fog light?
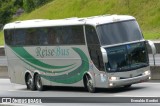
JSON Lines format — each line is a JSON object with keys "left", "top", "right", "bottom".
{"left": 143, "top": 71, "right": 150, "bottom": 75}
{"left": 109, "top": 83, "right": 113, "bottom": 86}
{"left": 109, "top": 76, "right": 119, "bottom": 81}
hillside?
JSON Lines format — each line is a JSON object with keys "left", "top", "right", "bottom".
{"left": 0, "top": 0, "right": 160, "bottom": 45}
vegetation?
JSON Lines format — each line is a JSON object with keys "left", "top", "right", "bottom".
{"left": 23, "top": 0, "right": 52, "bottom": 12}
{"left": 0, "top": 0, "right": 52, "bottom": 24}
{"left": 0, "top": 0, "right": 15, "bottom": 24}
{"left": 0, "top": 31, "right": 4, "bottom": 46}
{"left": 0, "top": 0, "right": 160, "bottom": 45}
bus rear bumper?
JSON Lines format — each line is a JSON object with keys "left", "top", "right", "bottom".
{"left": 108, "top": 74, "right": 150, "bottom": 88}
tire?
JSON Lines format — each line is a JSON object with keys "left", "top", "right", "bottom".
{"left": 26, "top": 74, "right": 36, "bottom": 91}
{"left": 35, "top": 74, "right": 44, "bottom": 91}
{"left": 25, "top": 76, "right": 30, "bottom": 90}
{"left": 85, "top": 75, "right": 96, "bottom": 93}
{"left": 124, "top": 84, "right": 132, "bottom": 88}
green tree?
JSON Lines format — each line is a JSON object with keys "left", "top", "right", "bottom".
{"left": 34, "top": 0, "right": 44, "bottom": 8}
{"left": 23, "top": 0, "right": 35, "bottom": 12}
{"left": 0, "top": 0, "right": 15, "bottom": 24}
{"left": 14, "top": 0, "right": 23, "bottom": 8}
{"left": 34, "top": 0, "right": 51, "bottom": 8}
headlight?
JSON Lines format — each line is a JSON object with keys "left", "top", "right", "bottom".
{"left": 109, "top": 76, "right": 119, "bottom": 81}
{"left": 143, "top": 71, "right": 150, "bottom": 75}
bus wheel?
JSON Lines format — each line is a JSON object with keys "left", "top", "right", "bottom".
{"left": 35, "top": 74, "right": 44, "bottom": 91}
{"left": 124, "top": 84, "right": 132, "bottom": 88}
{"left": 85, "top": 75, "right": 96, "bottom": 93}
{"left": 26, "top": 74, "right": 36, "bottom": 91}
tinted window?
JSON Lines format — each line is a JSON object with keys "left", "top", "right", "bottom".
{"left": 48, "top": 28, "right": 56, "bottom": 45}
{"left": 106, "top": 42, "right": 149, "bottom": 72}
{"left": 97, "top": 20, "right": 143, "bottom": 45}
{"left": 49, "top": 26, "right": 85, "bottom": 45}
{"left": 4, "top": 25, "right": 85, "bottom": 46}
{"left": 37, "top": 28, "right": 48, "bottom": 45}
{"left": 4, "top": 29, "right": 14, "bottom": 45}
{"left": 14, "top": 29, "right": 26, "bottom": 45}
{"left": 85, "top": 26, "right": 99, "bottom": 45}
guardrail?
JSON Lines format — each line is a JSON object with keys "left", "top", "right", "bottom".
{"left": 150, "top": 66, "right": 160, "bottom": 80}
{"left": 0, "top": 66, "right": 8, "bottom": 78}
{"left": 0, "top": 46, "right": 5, "bottom": 56}
{"left": 147, "top": 41, "right": 160, "bottom": 54}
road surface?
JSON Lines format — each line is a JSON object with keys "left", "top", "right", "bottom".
{"left": 0, "top": 78, "right": 160, "bottom": 106}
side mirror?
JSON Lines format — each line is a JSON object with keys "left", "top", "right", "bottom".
{"left": 100, "top": 47, "right": 108, "bottom": 63}
{"left": 147, "top": 40, "right": 156, "bottom": 55}
{"left": 147, "top": 40, "right": 156, "bottom": 65}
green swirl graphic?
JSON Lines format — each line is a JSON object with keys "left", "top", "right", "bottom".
{"left": 41, "top": 47, "right": 89, "bottom": 84}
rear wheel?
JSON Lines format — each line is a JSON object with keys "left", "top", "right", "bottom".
{"left": 35, "top": 74, "right": 44, "bottom": 91}
{"left": 85, "top": 75, "right": 96, "bottom": 93}
{"left": 25, "top": 74, "right": 36, "bottom": 90}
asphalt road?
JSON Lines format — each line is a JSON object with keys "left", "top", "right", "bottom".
{"left": 0, "top": 79, "right": 160, "bottom": 106}
{"left": 0, "top": 54, "right": 160, "bottom": 66}
{"left": 1, "top": 79, "right": 160, "bottom": 97}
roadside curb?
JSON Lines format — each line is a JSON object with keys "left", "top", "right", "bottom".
{"left": 0, "top": 66, "right": 8, "bottom": 78}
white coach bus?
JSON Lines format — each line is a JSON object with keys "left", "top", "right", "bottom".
{"left": 3, "top": 15, "right": 156, "bottom": 93}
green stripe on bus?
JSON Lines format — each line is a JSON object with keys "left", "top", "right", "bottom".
{"left": 17, "top": 53, "right": 76, "bottom": 73}
{"left": 41, "top": 47, "right": 89, "bottom": 84}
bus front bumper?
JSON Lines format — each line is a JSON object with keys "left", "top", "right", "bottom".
{"left": 108, "top": 74, "right": 150, "bottom": 88}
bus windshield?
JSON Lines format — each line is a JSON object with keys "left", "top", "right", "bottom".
{"left": 97, "top": 20, "right": 143, "bottom": 45}
{"left": 105, "top": 42, "right": 149, "bottom": 72}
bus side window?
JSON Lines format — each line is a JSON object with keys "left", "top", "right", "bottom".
{"left": 48, "top": 28, "right": 58, "bottom": 45}
{"left": 37, "top": 28, "right": 48, "bottom": 45}
{"left": 4, "top": 29, "right": 13, "bottom": 45}
{"left": 50, "top": 25, "right": 85, "bottom": 45}
{"left": 72, "top": 26, "right": 85, "bottom": 45}
{"left": 55, "top": 27, "right": 64, "bottom": 44}
{"left": 25, "top": 29, "right": 38, "bottom": 45}
{"left": 85, "top": 25, "right": 105, "bottom": 71}
{"left": 14, "top": 29, "right": 26, "bottom": 45}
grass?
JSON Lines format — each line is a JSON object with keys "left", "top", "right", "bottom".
{"left": 0, "top": 31, "right": 4, "bottom": 46}
{"left": 143, "top": 32, "right": 160, "bottom": 40}
{"left": 1, "top": 0, "right": 160, "bottom": 45}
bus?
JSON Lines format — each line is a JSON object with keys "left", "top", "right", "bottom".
{"left": 3, "top": 15, "right": 156, "bottom": 93}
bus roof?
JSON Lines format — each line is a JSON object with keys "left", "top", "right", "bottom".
{"left": 3, "top": 15, "right": 135, "bottom": 29}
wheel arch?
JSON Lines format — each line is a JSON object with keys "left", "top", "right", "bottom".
{"left": 24, "top": 70, "right": 41, "bottom": 83}
{"left": 83, "top": 72, "right": 95, "bottom": 88}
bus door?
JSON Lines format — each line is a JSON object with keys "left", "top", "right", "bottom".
{"left": 85, "top": 25, "right": 107, "bottom": 88}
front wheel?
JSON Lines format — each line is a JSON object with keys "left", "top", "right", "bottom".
{"left": 85, "top": 75, "right": 96, "bottom": 93}
{"left": 35, "top": 74, "right": 44, "bottom": 91}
